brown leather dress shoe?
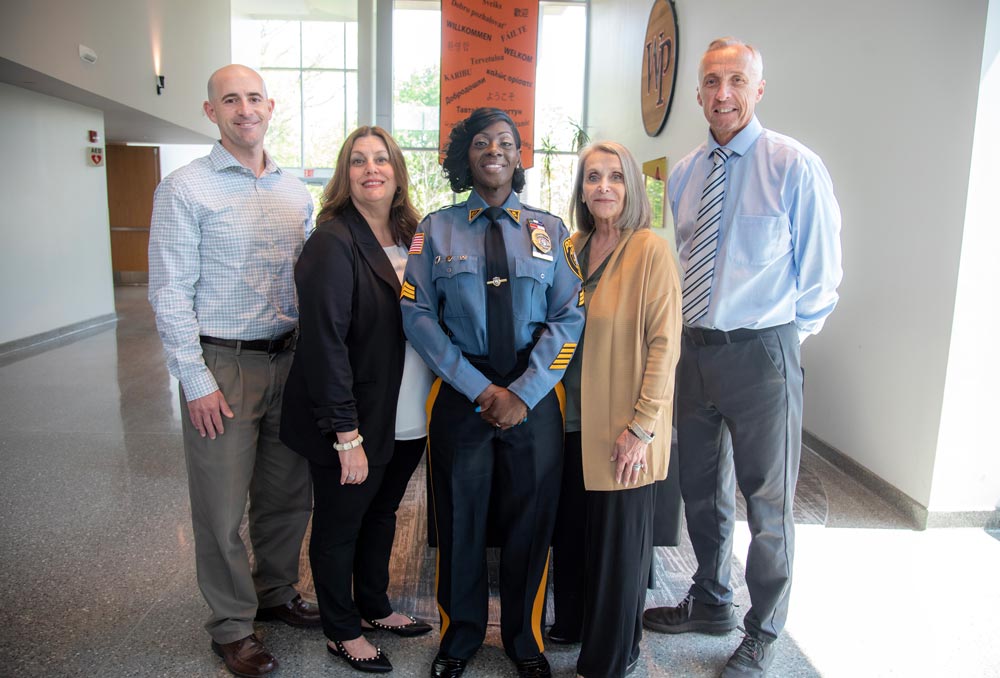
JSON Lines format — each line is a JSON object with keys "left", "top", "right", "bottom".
{"left": 211, "top": 634, "right": 277, "bottom": 678}
{"left": 255, "top": 594, "right": 321, "bottom": 627}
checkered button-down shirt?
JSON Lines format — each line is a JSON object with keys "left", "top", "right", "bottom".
{"left": 148, "top": 142, "right": 313, "bottom": 400}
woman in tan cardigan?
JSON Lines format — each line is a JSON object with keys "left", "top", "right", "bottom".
{"left": 550, "top": 141, "right": 682, "bottom": 677}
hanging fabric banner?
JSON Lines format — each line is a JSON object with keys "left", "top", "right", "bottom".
{"left": 439, "top": 0, "right": 539, "bottom": 169}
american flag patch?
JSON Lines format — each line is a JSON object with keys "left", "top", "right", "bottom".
{"left": 409, "top": 233, "right": 424, "bottom": 255}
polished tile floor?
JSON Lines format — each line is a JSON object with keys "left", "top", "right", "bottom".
{"left": 1, "top": 287, "right": 998, "bottom": 677}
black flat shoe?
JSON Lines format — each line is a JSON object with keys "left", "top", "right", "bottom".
{"left": 626, "top": 653, "right": 639, "bottom": 675}
{"left": 365, "top": 614, "right": 433, "bottom": 637}
{"left": 514, "top": 654, "right": 551, "bottom": 678}
{"left": 546, "top": 625, "right": 580, "bottom": 645}
{"left": 328, "top": 640, "right": 393, "bottom": 673}
{"left": 430, "top": 653, "right": 467, "bottom": 678}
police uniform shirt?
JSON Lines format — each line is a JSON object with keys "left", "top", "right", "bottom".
{"left": 401, "top": 190, "right": 584, "bottom": 409}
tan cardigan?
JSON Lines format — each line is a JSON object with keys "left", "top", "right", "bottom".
{"left": 573, "top": 228, "right": 682, "bottom": 491}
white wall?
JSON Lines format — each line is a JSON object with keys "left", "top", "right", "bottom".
{"left": 0, "top": 0, "right": 231, "bottom": 345}
{"left": 156, "top": 144, "right": 214, "bottom": 178}
{"left": 932, "top": 0, "right": 1000, "bottom": 512}
{"left": 587, "top": 0, "right": 990, "bottom": 508}
{"left": 0, "top": 84, "right": 115, "bottom": 343}
{"left": 0, "top": 0, "right": 230, "bottom": 140}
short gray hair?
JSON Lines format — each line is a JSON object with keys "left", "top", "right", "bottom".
{"left": 700, "top": 37, "right": 764, "bottom": 81}
{"left": 569, "top": 141, "right": 651, "bottom": 234}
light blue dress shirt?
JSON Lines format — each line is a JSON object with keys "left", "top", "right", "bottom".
{"left": 148, "top": 142, "right": 313, "bottom": 400}
{"left": 401, "top": 190, "right": 584, "bottom": 409}
{"left": 670, "top": 116, "right": 842, "bottom": 341}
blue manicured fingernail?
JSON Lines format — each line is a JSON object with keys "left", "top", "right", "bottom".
{"left": 474, "top": 406, "right": 482, "bottom": 413}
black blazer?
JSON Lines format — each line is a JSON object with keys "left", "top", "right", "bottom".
{"left": 280, "top": 204, "right": 405, "bottom": 467}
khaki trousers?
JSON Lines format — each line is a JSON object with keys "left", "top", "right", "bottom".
{"left": 181, "top": 342, "right": 312, "bottom": 644}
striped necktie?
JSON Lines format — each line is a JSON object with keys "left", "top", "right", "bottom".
{"left": 682, "top": 147, "right": 732, "bottom": 324}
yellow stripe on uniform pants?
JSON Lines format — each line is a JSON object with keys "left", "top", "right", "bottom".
{"left": 424, "top": 377, "right": 447, "bottom": 637}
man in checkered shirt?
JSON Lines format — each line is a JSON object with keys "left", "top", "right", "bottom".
{"left": 148, "top": 64, "right": 318, "bottom": 678}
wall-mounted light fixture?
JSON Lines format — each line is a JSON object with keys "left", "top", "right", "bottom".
{"left": 156, "top": 75, "right": 165, "bottom": 96}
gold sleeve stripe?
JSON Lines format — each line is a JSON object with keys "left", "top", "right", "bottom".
{"left": 400, "top": 281, "right": 416, "bottom": 301}
{"left": 578, "top": 290, "right": 585, "bottom": 307}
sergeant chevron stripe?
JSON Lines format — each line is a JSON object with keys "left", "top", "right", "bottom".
{"left": 548, "top": 342, "right": 578, "bottom": 370}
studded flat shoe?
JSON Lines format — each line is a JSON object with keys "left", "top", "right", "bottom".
{"left": 365, "top": 614, "right": 433, "bottom": 637}
{"left": 327, "top": 639, "right": 393, "bottom": 673}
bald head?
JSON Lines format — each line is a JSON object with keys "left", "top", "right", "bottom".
{"left": 207, "top": 64, "right": 267, "bottom": 102}
{"left": 202, "top": 64, "right": 275, "bottom": 172}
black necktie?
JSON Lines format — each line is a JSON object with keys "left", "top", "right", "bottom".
{"left": 483, "top": 206, "right": 516, "bottom": 376}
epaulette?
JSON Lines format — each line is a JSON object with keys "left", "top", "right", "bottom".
{"left": 518, "top": 202, "right": 559, "bottom": 219}
{"left": 423, "top": 203, "right": 464, "bottom": 218}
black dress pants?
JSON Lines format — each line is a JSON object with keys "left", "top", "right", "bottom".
{"left": 427, "top": 380, "right": 563, "bottom": 661}
{"left": 309, "top": 436, "right": 427, "bottom": 641}
{"left": 578, "top": 483, "right": 654, "bottom": 678}
{"left": 550, "top": 431, "right": 585, "bottom": 638}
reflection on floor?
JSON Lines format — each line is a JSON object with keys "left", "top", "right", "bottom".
{"left": 1, "top": 286, "right": 998, "bottom": 677}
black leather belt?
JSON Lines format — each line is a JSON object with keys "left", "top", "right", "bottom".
{"left": 682, "top": 323, "right": 792, "bottom": 346}
{"left": 200, "top": 331, "right": 295, "bottom": 354}
{"left": 463, "top": 347, "right": 533, "bottom": 387}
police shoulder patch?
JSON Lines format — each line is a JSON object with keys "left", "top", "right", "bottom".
{"left": 563, "top": 238, "right": 583, "bottom": 281}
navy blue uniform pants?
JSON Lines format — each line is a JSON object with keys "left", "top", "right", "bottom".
{"left": 427, "top": 380, "right": 563, "bottom": 661}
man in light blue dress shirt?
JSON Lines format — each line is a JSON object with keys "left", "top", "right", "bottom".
{"left": 148, "top": 65, "right": 319, "bottom": 678}
{"left": 642, "top": 38, "right": 842, "bottom": 677}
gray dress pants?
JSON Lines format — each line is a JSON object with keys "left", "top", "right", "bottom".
{"left": 181, "top": 342, "right": 312, "bottom": 644}
{"left": 675, "top": 322, "right": 802, "bottom": 642}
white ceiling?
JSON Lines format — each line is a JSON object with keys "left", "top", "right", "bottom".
{"left": 232, "top": 0, "right": 358, "bottom": 21}
{"left": 0, "top": 1, "right": 361, "bottom": 144}
{"left": 0, "top": 58, "right": 214, "bottom": 145}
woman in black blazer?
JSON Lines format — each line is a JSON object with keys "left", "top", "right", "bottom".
{"left": 280, "top": 126, "right": 434, "bottom": 673}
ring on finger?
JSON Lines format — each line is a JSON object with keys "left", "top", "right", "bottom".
{"left": 631, "top": 463, "right": 643, "bottom": 471}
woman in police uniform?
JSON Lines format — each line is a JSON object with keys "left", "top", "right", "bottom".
{"left": 400, "top": 108, "right": 584, "bottom": 678}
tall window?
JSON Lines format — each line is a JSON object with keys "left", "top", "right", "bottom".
{"left": 393, "top": 1, "right": 588, "bottom": 221}
{"left": 233, "top": 17, "right": 359, "bottom": 205}
{"left": 232, "top": 3, "right": 589, "bottom": 220}
{"left": 392, "top": 6, "right": 455, "bottom": 216}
